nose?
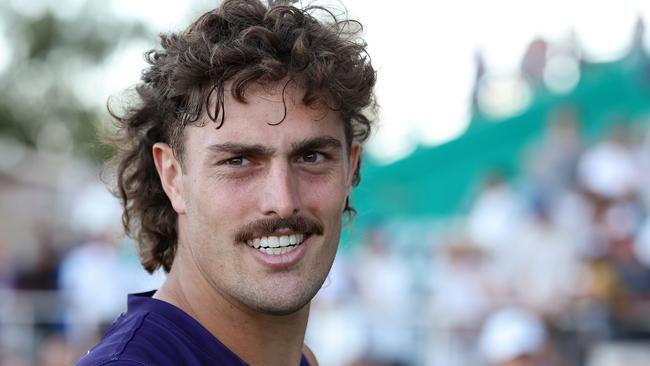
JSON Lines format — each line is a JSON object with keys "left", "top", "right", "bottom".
{"left": 259, "top": 161, "right": 302, "bottom": 218}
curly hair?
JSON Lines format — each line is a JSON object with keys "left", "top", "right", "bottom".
{"left": 105, "top": 0, "right": 376, "bottom": 273}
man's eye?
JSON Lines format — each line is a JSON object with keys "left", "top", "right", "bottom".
{"left": 301, "top": 152, "right": 324, "bottom": 163}
{"left": 224, "top": 156, "right": 249, "bottom": 166}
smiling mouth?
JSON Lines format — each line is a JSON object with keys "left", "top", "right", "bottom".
{"left": 245, "top": 233, "right": 309, "bottom": 255}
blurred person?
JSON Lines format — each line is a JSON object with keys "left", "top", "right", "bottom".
{"left": 35, "top": 333, "right": 75, "bottom": 366}
{"left": 508, "top": 200, "right": 583, "bottom": 318}
{"left": 354, "top": 228, "right": 413, "bottom": 365}
{"left": 524, "top": 105, "right": 584, "bottom": 207}
{"left": 633, "top": 216, "right": 650, "bottom": 269}
{"left": 563, "top": 203, "right": 636, "bottom": 364}
{"left": 14, "top": 235, "right": 60, "bottom": 292}
{"left": 471, "top": 49, "right": 486, "bottom": 114}
{"left": 502, "top": 199, "right": 586, "bottom": 364}
{"left": 11, "top": 232, "right": 66, "bottom": 353}
{"left": 586, "top": 340, "right": 650, "bottom": 366}
{"left": 577, "top": 125, "right": 641, "bottom": 207}
{"left": 635, "top": 120, "right": 650, "bottom": 213}
{"left": 306, "top": 255, "right": 366, "bottom": 366}
{"left": 427, "top": 236, "right": 494, "bottom": 366}
{"left": 520, "top": 38, "right": 548, "bottom": 89}
{"left": 433, "top": 239, "right": 492, "bottom": 329}
{"left": 466, "top": 171, "right": 529, "bottom": 293}
{"left": 603, "top": 210, "right": 650, "bottom": 339}
{"left": 59, "top": 182, "right": 164, "bottom": 350}
{"left": 575, "top": 125, "right": 643, "bottom": 260}
{"left": 624, "top": 16, "right": 650, "bottom": 82}
{"left": 479, "top": 307, "right": 560, "bottom": 366}
{"left": 59, "top": 231, "right": 121, "bottom": 347}
{"left": 0, "top": 241, "right": 16, "bottom": 289}
{"left": 78, "top": 1, "right": 376, "bottom": 365}
{"left": 631, "top": 17, "right": 646, "bottom": 56}
{"left": 466, "top": 172, "right": 525, "bottom": 255}
{"left": 0, "top": 350, "right": 30, "bottom": 366}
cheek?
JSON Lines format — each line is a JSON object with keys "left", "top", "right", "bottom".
{"left": 300, "top": 177, "right": 348, "bottom": 217}
{"left": 188, "top": 179, "right": 254, "bottom": 229}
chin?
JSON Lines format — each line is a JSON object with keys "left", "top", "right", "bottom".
{"left": 244, "top": 279, "right": 322, "bottom": 316}
{"left": 260, "top": 304, "right": 308, "bottom": 316}
{"left": 252, "top": 296, "right": 312, "bottom": 316}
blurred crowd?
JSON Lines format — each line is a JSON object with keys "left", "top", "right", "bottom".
{"left": 0, "top": 180, "right": 165, "bottom": 365}
{"left": 306, "top": 109, "right": 650, "bottom": 366}
{"left": 302, "top": 20, "right": 650, "bottom": 366}
{"left": 2, "top": 16, "right": 650, "bottom": 366}
{"left": 4, "top": 115, "right": 650, "bottom": 366}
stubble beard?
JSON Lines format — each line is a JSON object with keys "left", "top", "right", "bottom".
{"left": 242, "top": 274, "right": 325, "bottom": 316}
{"left": 234, "top": 237, "right": 339, "bottom": 316}
{"left": 190, "top": 212, "right": 340, "bottom": 316}
{"left": 230, "top": 215, "right": 334, "bottom": 315}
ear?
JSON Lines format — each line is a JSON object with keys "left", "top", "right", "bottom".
{"left": 153, "top": 143, "right": 187, "bottom": 215}
{"left": 346, "top": 142, "right": 361, "bottom": 190}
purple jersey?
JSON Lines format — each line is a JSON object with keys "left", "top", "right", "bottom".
{"left": 76, "top": 291, "right": 311, "bottom": 366}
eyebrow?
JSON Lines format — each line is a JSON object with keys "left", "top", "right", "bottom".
{"left": 205, "top": 136, "right": 343, "bottom": 157}
{"left": 206, "top": 143, "right": 274, "bottom": 156}
{"left": 290, "top": 136, "right": 343, "bottom": 155}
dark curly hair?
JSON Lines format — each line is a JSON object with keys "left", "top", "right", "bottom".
{"left": 105, "top": 0, "right": 376, "bottom": 273}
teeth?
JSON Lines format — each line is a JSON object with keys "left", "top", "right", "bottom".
{"left": 259, "top": 237, "right": 269, "bottom": 248}
{"left": 280, "top": 236, "right": 290, "bottom": 246}
{"left": 246, "top": 233, "right": 308, "bottom": 255}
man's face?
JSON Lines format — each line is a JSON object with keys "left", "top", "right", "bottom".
{"left": 159, "top": 83, "right": 359, "bottom": 315}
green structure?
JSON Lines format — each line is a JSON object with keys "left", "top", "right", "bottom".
{"left": 352, "top": 58, "right": 650, "bottom": 226}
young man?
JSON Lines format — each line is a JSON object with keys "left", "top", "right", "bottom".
{"left": 77, "top": 0, "right": 376, "bottom": 365}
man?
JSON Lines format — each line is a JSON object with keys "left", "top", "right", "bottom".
{"left": 77, "top": 0, "right": 376, "bottom": 365}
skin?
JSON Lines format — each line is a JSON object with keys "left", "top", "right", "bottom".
{"left": 152, "top": 82, "right": 359, "bottom": 366}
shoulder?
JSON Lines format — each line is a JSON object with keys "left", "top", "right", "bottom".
{"left": 77, "top": 358, "right": 149, "bottom": 366}
{"left": 75, "top": 311, "right": 149, "bottom": 365}
{"left": 76, "top": 304, "right": 244, "bottom": 366}
{"left": 76, "top": 310, "right": 185, "bottom": 366}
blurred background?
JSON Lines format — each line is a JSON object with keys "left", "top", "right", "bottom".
{"left": 1, "top": 0, "right": 650, "bottom": 365}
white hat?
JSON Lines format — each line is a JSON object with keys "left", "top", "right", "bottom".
{"left": 479, "top": 307, "right": 546, "bottom": 364}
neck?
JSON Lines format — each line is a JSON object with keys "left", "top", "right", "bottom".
{"left": 154, "top": 249, "right": 309, "bottom": 366}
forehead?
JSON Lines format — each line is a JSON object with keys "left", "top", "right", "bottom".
{"left": 184, "top": 83, "right": 345, "bottom": 152}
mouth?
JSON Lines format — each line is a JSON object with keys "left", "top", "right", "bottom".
{"left": 245, "top": 233, "right": 309, "bottom": 256}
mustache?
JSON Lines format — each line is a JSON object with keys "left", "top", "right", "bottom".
{"left": 234, "top": 215, "right": 324, "bottom": 243}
